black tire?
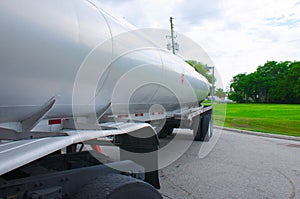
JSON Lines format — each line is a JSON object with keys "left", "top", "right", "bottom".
{"left": 158, "top": 126, "right": 172, "bottom": 138}
{"left": 193, "top": 114, "right": 212, "bottom": 141}
{"left": 72, "top": 174, "right": 162, "bottom": 199}
{"left": 167, "top": 127, "right": 173, "bottom": 135}
{"left": 202, "top": 115, "right": 212, "bottom": 142}
{"left": 192, "top": 116, "right": 201, "bottom": 141}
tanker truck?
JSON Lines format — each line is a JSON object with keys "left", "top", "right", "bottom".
{"left": 0, "top": 1, "right": 213, "bottom": 198}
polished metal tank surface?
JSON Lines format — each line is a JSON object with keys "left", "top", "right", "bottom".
{"left": 0, "top": 0, "right": 209, "bottom": 123}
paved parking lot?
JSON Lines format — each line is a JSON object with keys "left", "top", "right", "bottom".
{"left": 159, "top": 128, "right": 300, "bottom": 199}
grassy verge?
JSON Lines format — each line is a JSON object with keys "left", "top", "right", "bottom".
{"left": 210, "top": 103, "right": 300, "bottom": 137}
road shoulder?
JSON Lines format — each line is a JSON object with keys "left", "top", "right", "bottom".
{"left": 215, "top": 126, "right": 300, "bottom": 141}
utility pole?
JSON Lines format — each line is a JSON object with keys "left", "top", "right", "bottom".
{"left": 170, "top": 17, "right": 175, "bottom": 54}
{"left": 211, "top": 66, "right": 215, "bottom": 104}
{"left": 166, "top": 17, "right": 178, "bottom": 54}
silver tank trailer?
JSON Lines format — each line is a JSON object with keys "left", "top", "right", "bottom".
{"left": 0, "top": 0, "right": 210, "bottom": 124}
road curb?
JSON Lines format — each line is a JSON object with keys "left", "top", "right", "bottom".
{"left": 215, "top": 126, "right": 300, "bottom": 142}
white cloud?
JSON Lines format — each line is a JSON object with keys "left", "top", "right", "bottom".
{"left": 98, "top": 0, "right": 300, "bottom": 89}
{"left": 99, "top": 0, "right": 181, "bottom": 28}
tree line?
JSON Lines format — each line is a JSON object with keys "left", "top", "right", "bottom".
{"left": 229, "top": 61, "right": 300, "bottom": 104}
{"left": 186, "top": 60, "right": 227, "bottom": 100}
{"left": 186, "top": 60, "right": 213, "bottom": 83}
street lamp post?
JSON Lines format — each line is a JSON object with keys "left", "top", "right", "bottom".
{"left": 204, "top": 65, "right": 215, "bottom": 104}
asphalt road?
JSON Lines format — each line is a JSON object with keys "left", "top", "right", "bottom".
{"left": 159, "top": 128, "right": 300, "bottom": 199}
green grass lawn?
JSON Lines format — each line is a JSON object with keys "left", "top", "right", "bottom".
{"left": 211, "top": 103, "right": 300, "bottom": 137}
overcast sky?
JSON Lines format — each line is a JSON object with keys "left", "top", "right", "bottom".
{"left": 99, "top": 0, "right": 300, "bottom": 89}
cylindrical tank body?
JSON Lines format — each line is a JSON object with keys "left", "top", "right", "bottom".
{"left": 0, "top": 0, "right": 209, "bottom": 123}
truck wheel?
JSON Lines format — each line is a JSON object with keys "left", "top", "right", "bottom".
{"left": 192, "top": 116, "right": 202, "bottom": 141}
{"left": 167, "top": 127, "right": 173, "bottom": 135}
{"left": 204, "top": 117, "right": 212, "bottom": 141}
{"left": 200, "top": 114, "right": 212, "bottom": 142}
{"left": 72, "top": 174, "right": 162, "bottom": 199}
{"left": 158, "top": 126, "right": 172, "bottom": 138}
{"left": 193, "top": 114, "right": 212, "bottom": 141}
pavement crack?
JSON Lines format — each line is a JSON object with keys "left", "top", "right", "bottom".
{"left": 275, "top": 169, "right": 296, "bottom": 199}
{"left": 161, "top": 193, "right": 172, "bottom": 199}
{"left": 160, "top": 170, "right": 197, "bottom": 199}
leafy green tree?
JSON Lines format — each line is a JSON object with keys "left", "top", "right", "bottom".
{"left": 185, "top": 60, "right": 212, "bottom": 83}
{"left": 229, "top": 61, "right": 300, "bottom": 104}
{"left": 229, "top": 73, "right": 249, "bottom": 102}
{"left": 285, "top": 62, "right": 300, "bottom": 103}
{"left": 268, "top": 61, "right": 290, "bottom": 103}
{"left": 215, "top": 88, "right": 226, "bottom": 99}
